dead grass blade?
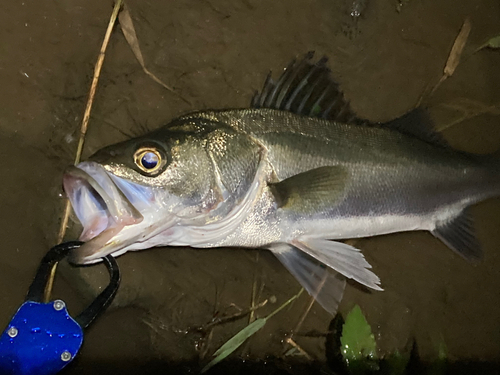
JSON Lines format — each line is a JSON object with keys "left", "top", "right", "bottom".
{"left": 417, "top": 18, "right": 472, "bottom": 107}
{"left": 443, "top": 18, "right": 472, "bottom": 78}
{"left": 201, "top": 288, "right": 304, "bottom": 373}
{"left": 434, "top": 98, "right": 500, "bottom": 132}
{"left": 118, "top": 5, "right": 192, "bottom": 106}
{"left": 45, "top": 0, "right": 124, "bottom": 302}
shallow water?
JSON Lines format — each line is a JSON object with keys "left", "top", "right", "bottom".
{"left": 1, "top": 0, "right": 499, "bottom": 373}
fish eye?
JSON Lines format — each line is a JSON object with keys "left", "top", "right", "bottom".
{"left": 133, "top": 147, "right": 164, "bottom": 174}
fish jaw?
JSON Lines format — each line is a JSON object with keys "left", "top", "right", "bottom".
{"left": 63, "top": 161, "right": 170, "bottom": 264}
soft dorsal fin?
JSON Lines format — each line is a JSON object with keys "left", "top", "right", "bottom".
{"left": 251, "top": 52, "right": 368, "bottom": 125}
{"left": 380, "top": 107, "right": 448, "bottom": 147}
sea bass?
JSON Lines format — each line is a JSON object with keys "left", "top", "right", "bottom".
{"left": 63, "top": 53, "right": 499, "bottom": 314}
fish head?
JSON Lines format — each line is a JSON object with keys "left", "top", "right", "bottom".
{"left": 63, "top": 126, "right": 221, "bottom": 264}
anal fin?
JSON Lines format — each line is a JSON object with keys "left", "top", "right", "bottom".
{"left": 270, "top": 243, "right": 346, "bottom": 315}
{"left": 432, "top": 208, "right": 482, "bottom": 261}
{"left": 292, "top": 238, "right": 383, "bottom": 291}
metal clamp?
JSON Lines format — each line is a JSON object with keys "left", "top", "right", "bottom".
{"left": 0, "top": 241, "right": 121, "bottom": 375}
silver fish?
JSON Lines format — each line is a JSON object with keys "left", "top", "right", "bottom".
{"left": 63, "top": 53, "right": 498, "bottom": 314}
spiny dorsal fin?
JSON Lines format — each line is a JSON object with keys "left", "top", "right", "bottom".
{"left": 251, "top": 53, "right": 446, "bottom": 146}
{"left": 251, "top": 52, "right": 367, "bottom": 124}
{"left": 432, "top": 208, "right": 482, "bottom": 261}
{"left": 380, "top": 107, "right": 448, "bottom": 147}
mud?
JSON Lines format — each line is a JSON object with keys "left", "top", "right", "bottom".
{"left": 0, "top": 0, "right": 499, "bottom": 373}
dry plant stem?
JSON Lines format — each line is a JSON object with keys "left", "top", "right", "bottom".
{"left": 199, "top": 286, "right": 222, "bottom": 359}
{"left": 249, "top": 252, "right": 259, "bottom": 324}
{"left": 282, "top": 268, "right": 328, "bottom": 358}
{"left": 200, "top": 329, "right": 214, "bottom": 360}
{"left": 44, "top": 0, "right": 124, "bottom": 302}
{"left": 285, "top": 338, "right": 313, "bottom": 360}
{"left": 249, "top": 277, "right": 257, "bottom": 324}
{"left": 197, "top": 298, "right": 270, "bottom": 332}
{"left": 293, "top": 270, "right": 329, "bottom": 335}
{"left": 287, "top": 239, "right": 354, "bottom": 336}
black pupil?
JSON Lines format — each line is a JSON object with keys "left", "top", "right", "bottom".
{"left": 141, "top": 152, "right": 159, "bottom": 169}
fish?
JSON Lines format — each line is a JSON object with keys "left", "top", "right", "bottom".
{"left": 63, "top": 52, "right": 499, "bottom": 314}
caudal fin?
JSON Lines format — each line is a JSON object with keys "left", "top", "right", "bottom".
{"left": 432, "top": 207, "right": 482, "bottom": 261}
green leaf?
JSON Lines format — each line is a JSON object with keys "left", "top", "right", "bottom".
{"left": 311, "top": 104, "right": 322, "bottom": 116}
{"left": 340, "top": 305, "right": 378, "bottom": 373}
{"left": 428, "top": 336, "right": 448, "bottom": 375}
{"left": 475, "top": 35, "right": 500, "bottom": 52}
{"left": 384, "top": 349, "right": 411, "bottom": 375}
{"left": 201, "top": 318, "right": 266, "bottom": 373}
{"left": 201, "top": 288, "right": 304, "bottom": 373}
{"left": 437, "top": 338, "right": 448, "bottom": 361}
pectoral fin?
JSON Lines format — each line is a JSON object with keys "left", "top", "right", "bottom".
{"left": 270, "top": 243, "right": 346, "bottom": 315}
{"left": 292, "top": 238, "right": 383, "bottom": 291}
{"left": 270, "top": 166, "right": 348, "bottom": 214}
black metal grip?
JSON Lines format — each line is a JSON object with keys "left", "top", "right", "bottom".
{"left": 26, "top": 241, "right": 84, "bottom": 302}
{"left": 75, "top": 254, "right": 120, "bottom": 329}
{"left": 25, "top": 241, "right": 121, "bottom": 330}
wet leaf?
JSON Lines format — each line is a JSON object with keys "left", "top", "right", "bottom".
{"left": 443, "top": 18, "right": 471, "bottom": 78}
{"left": 340, "top": 305, "right": 378, "bottom": 373}
{"left": 201, "top": 289, "right": 303, "bottom": 373}
{"left": 423, "top": 18, "right": 472, "bottom": 102}
{"left": 475, "top": 35, "right": 500, "bottom": 52}
{"left": 201, "top": 318, "right": 266, "bottom": 373}
{"left": 118, "top": 5, "right": 191, "bottom": 105}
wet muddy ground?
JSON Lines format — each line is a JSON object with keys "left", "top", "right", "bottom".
{"left": 1, "top": 0, "right": 499, "bottom": 374}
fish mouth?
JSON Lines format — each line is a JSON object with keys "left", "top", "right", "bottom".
{"left": 63, "top": 162, "right": 144, "bottom": 264}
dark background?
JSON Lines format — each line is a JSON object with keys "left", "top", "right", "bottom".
{"left": 0, "top": 0, "right": 499, "bottom": 373}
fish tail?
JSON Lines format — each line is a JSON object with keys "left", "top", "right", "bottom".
{"left": 482, "top": 150, "right": 500, "bottom": 194}
{"left": 430, "top": 150, "right": 500, "bottom": 263}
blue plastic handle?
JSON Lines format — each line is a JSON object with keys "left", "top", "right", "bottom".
{"left": 0, "top": 300, "right": 83, "bottom": 375}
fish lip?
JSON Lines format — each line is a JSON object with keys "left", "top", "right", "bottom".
{"left": 63, "top": 162, "right": 144, "bottom": 263}
{"left": 64, "top": 164, "right": 143, "bottom": 224}
{"left": 67, "top": 224, "right": 126, "bottom": 265}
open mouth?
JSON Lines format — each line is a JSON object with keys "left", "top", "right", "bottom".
{"left": 63, "top": 162, "right": 144, "bottom": 263}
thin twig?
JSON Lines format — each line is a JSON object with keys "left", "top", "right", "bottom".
{"left": 293, "top": 270, "right": 328, "bottom": 335}
{"left": 282, "top": 267, "right": 329, "bottom": 357}
{"left": 249, "top": 252, "right": 259, "bottom": 324}
{"left": 285, "top": 338, "right": 313, "bottom": 360}
{"left": 44, "top": 0, "right": 124, "bottom": 302}
{"left": 249, "top": 277, "right": 258, "bottom": 324}
{"left": 195, "top": 298, "right": 270, "bottom": 332}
